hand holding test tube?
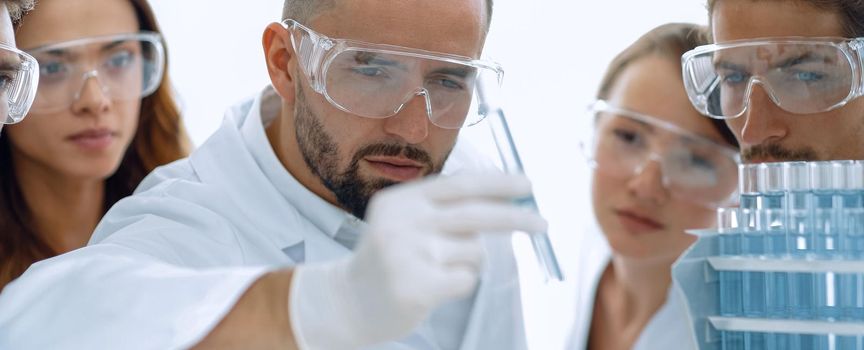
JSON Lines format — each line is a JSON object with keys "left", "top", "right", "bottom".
{"left": 476, "top": 77, "right": 564, "bottom": 281}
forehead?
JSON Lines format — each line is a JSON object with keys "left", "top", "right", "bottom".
{"left": 712, "top": 0, "right": 845, "bottom": 42}
{"left": 308, "top": 0, "right": 487, "bottom": 58}
{"left": 606, "top": 55, "right": 728, "bottom": 146}
{"left": 15, "top": 0, "right": 140, "bottom": 50}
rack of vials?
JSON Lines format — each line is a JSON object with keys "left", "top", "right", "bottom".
{"left": 676, "top": 161, "right": 864, "bottom": 350}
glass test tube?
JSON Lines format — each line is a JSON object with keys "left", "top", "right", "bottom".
{"left": 718, "top": 207, "right": 743, "bottom": 317}
{"left": 740, "top": 163, "right": 767, "bottom": 317}
{"left": 786, "top": 161, "right": 816, "bottom": 320}
{"left": 838, "top": 161, "right": 864, "bottom": 321}
{"left": 760, "top": 163, "right": 789, "bottom": 319}
{"left": 478, "top": 80, "right": 563, "bottom": 282}
{"left": 812, "top": 161, "right": 840, "bottom": 320}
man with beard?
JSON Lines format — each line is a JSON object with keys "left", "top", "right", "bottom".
{"left": 0, "top": 0, "right": 546, "bottom": 349}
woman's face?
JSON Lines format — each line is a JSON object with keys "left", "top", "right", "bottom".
{"left": 592, "top": 54, "right": 735, "bottom": 263}
{"left": 6, "top": 0, "right": 141, "bottom": 181}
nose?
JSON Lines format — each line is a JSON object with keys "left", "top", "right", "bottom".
{"left": 627, "top": 156, "right": 671, "bottom": 206}
{"left": 70, "top": 71, "right": 111, "bottom": 116}
{"left": 383, "top": 89, "right": 431, "bottom": 144}
{"left": 735, "top": 82, "right": 788, "bottom": 147}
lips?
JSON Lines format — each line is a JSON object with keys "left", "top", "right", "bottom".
{"left": 66, "top": 128, "right": 116, "bottom": 151}
{"left": 364, "top": 156, "right": 426, "bottom": 182}
{"left": 615, "top": 209, "right": 666, "bottom": 234}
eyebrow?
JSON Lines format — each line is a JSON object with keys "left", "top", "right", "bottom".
{"left": 353, "top": 52, "right": 405, "bottom": 69}
{"left": 714, "top": 52, "right": 836, "bottom": 72}
{"left": 713, "top": 59, "right": 747, "bottom": 72}
{"left": 773, "top": 52, "right": 835, "bottom": 69}
{"left": 429, "top": 67, "right": 470, "bottom": 78}
{"left": 37, "top": 40, "right": 130, "bottom": 59}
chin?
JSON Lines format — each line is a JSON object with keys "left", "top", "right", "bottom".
{"left": 69, "top": 160, "right": 125, "bottom": 180}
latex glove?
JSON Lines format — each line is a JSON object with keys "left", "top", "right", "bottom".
{"left": 289, "top": 174, "right": 546, "bottom": 349}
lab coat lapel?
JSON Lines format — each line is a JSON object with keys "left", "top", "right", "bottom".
{"left": 188, "top": 110, "right": 305, "bottom": 255}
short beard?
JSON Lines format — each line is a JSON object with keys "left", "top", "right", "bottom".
{"left": 742, "top": 142, "right": 819, "bottom": 163}
{"left": 293, "top": 88, "right": 446, "bottom": 219}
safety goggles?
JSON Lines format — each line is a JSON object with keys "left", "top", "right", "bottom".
{"left": 282, "top": 19, "right": 503, "bottom": 129}
{"left": 683, "top": 37, "right": 864, "bottom": 119}
{"left": 25, "top": 32, "right": 165, "bottom": 114}
{"left": 582, "top": 101, "right": 741, "bottom": 207}
{"left": 0, "top": 43, "right": 39, "bottom": 124}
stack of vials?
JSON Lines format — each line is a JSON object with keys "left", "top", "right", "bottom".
{"left": 711, "top": 161, "right": 864, "bottom": 350}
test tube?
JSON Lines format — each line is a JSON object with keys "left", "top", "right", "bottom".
{"left": 838, "top": 161, "right": 864, "bottom": 321}
{"left": 739, "top": 163, "right": 766, "bottom": 317}
{"left": 760, "top": 162, "right": 788, "bottom": 319}
{"left": 785, "top": 161, "right": 816, "bottom": 320}
{"left": 812, "top": 161, "right": 840, "bottom": 320}
{"left": 478, "top": 80, "right": 563, "bottom": 282}
{"left": 718, "top": 207, "right": 743, "bottom": 317}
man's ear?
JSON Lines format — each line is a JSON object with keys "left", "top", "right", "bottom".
{"left": 263, "top": 22, "right": 297, "bottom": 105}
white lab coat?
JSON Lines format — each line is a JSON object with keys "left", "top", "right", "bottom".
{"left": 565, "top": 225, "right": 697, "bottom": 350}
{"left": 0, "top": 87, "right": 527, "bottom": 350}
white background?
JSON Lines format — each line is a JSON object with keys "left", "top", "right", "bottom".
{"left": 149, "top": 1, "right": 709, "bottom": 348}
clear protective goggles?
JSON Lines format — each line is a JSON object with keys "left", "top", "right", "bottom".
{"left": 0, "top": 43, "right": 39, "bottom": 124}
{"left": 582, "top": 101, "right": 741, "bottom": 207}
{"left": 25, "top": 32, "right": 165, "bottom": 114}
{"left": 282, "top": 19, "right": 504, "bottom": 129}
{"left": 683, "top": 37, "right": 864, "bottom": 119}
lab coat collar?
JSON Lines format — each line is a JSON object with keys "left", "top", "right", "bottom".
{"left": 238, "top": 86, "right": 359, "bottom": 240}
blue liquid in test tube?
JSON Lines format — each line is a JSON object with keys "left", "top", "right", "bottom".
{"left": 760, "top": 163, "right": 788, "bottom": 319}
{"left": 722, "top": 331, "right": 745, "bottom": 350}
{"left": 812, "top": 162, "right": 840, "bottom": 320}
{"left": 785, "top": 162, "right": 816, "bottom": 320}
{"left": 718, "top": 207, "right": 743, "bottom": 317}
{"left": 838, "top": 161, "right": 864, "bottom": 321}
{"left": 740, "top": 164, "right": 767, "bottom": 317}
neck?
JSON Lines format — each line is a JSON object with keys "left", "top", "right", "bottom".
{"left": 14, "top": 157, "right": 105, "bottom": 254}
{"left": 598, "top": 253, "right": 673, "bottom": 329}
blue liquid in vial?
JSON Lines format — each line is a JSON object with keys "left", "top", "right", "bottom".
{"left": 723, "top": 331, "right": 745, "bottom": 350}
{"left": 788, "top": 190, "right": 816, "bottom": 319}
{"left": 790, "top": 333, "right": 819, "bottom": 350}
{"left": 814, "top": 190, "right": 840, "bottom": 320}
{"left": 836, "top": 335, "right": 862, "bottom": 350}
{"left": 741, "top": 195, "right": 767, "bottom": 317}
{"left": 764, "top": 191, "right": 788, "bottom": 318}
{"left": 719, "top": 214, "right": 743, "bottom": 317}
{"left": 839, "top": 190, "right": 864, "bottom": 321}
{"left": 766, "top": 332, "right": 791, "bottom": 350}
{"left": 745, "top": 331, "right": 766, "bottom": 350}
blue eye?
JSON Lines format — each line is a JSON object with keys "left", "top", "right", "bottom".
{"left": 106, "top": 51, "right": 134, "bottom": 69}
{"left": 796, "top": 71, "right": 824, "bottom": 82}
{"left": 432, "top": 77, "right": 465, "bottom": 90}
{"left": 351, "top": 66, "right": 385, "bottom": 77}
{"left": 40, "top": 61, "right": 66, "bottom": 76}
{"left": 722, "top": 71, "right": 747, "bottom": 84}
{"left": 688, "top": 154, "right": 716, "bottom": 170}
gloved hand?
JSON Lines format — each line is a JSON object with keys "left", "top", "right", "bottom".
{"left": 289, "top": 174, "right": 547, "bottom": 349}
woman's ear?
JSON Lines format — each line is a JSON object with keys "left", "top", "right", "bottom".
{"left": 262, "top": 22, "right": 297, "bottom": 105}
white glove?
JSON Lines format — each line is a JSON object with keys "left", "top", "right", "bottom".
{"left": 289, "top": 174, "right": 546, "bottom": 349}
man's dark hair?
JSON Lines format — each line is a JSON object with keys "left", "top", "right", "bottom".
{"left": 707, "top": 0, "right": 864, "bottom": 37}
{"left": 282, "top": 0, "right": 493, "bottom": 30}
{"left": 6, "top": 0, "right": 34, "bottom": 25}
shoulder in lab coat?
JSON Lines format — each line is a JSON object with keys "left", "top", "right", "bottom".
{"left": 0, "top": 86, "right": 527, "bottom": 350}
